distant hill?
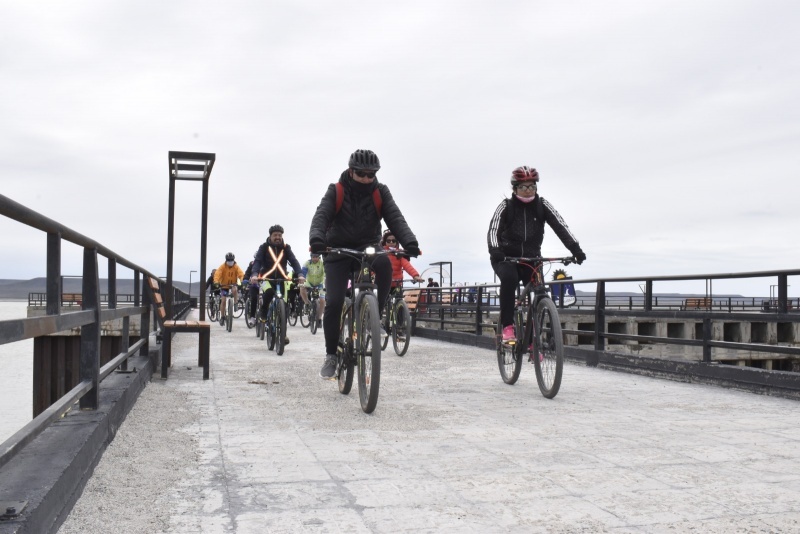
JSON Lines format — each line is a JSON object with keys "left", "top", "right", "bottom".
{"left": 0, "top": 278, "right": 194, "bottom": 300}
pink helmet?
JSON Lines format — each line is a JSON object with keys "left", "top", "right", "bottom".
{"left": 511, "top": 166, "right": 539, "bottom": 185}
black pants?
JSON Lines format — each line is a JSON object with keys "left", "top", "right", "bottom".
{"left": 492, "top": 261, "right": 532, "bottom": 327}
{"left": 248, "top": 283, "right": 279, "bottom": 319}
{"left": 323, "top": 254, "right": 391, "bottom": 355}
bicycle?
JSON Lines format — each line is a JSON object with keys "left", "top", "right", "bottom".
{"left": 233, "top": 284, "right": 246, "bottom": 319}
{"left": 287, "top": 283, "right": 302, "bottom": 327}
{"left": 496, "top": 256, "right": 574, "bottom": 399}
{"left": 256, "top": 276, "right": 290, "bottom": 356}
{"left": 219, "top": 284, "right": 238, "bottom": 332}
{"left": 207, "top": 291, "right": 221, "bottom": 322}
{"left": 300, "top": 287, "right": 322, "bottom": 335}
{"left": 324, "top": 246, "right": 386, "bottom": 414}
{"left": 380, "top": 277, "right": 419, "bottom": 357}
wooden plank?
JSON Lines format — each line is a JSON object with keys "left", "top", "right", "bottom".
{"left": 148, "top": 277, "right": 160, "bottom": 290}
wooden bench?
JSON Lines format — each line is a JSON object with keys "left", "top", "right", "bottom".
{"left": 62, "top": 293, "right": 82, "bottom": 306}
{"left": 682, "top": 297, "right": 712, "bottom": 310}
{"left": 148, "top": 277, "right": 211, "bottom": 380}
{"left": 404, "top": 289, "right": 421, "bottom": 311}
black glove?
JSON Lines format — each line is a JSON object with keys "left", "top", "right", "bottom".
{"left": 310, "top": 240, "right": 327, "bottom": 254}
{"left": 490, "top": 251, "right": 505, "bottom": 263}
{"left": 570, "top": 245, "right": 587, "bottom": 265}
{"left": 403, "top": 242, "right": 421, "bottom": 257}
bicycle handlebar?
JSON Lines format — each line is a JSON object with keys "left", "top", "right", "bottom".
{"left": 502, "top": 256, "right": 576, "bottom": 266}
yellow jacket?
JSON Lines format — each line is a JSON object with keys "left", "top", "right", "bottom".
{"left": 213, "top": 262, "right": 244, "bottom": 287}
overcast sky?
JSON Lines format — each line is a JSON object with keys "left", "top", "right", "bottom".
{"left": 2, "top": 1, "right": 799, "bottom": 296}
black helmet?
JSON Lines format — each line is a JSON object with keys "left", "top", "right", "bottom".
{"left": 348, "top": 149, "right": 381, "bottom": 171}
{"left": 225, "top": 252, "right": 235, "bottom": 261}
{"left": 268, "top": 224, "right": 284, "bottom": 235}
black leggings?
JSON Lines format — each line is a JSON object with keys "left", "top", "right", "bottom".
{"left": 492, "top": 261, "right": 533, "bottom": 327}
{"left": 323, "top": 255, "right": 391, "bottom": 355}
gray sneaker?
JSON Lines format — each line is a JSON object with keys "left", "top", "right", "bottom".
{"left": 319, "top": 354, "right": 337, "bottom": 379}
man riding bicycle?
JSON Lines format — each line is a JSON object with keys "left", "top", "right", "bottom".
{"left": 249, "top": 225, "right": 304, "bottom": 343}
{"left": 213, "top": 253, "right": 245, "bottom": 326}
{"left": 309, "top": 149, "right": 421, "bottom": 379}
{"left": 300, "top": 253, "right": 326, "bottom": 329}
{"left": 487, "top": 166, "right": 586, "bottom": 342}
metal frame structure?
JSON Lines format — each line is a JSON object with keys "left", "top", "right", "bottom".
{"left": 166, "top": 151, "right": 215, "bottom": 320}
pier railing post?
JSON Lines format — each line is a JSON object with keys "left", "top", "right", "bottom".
{"left": 589, "top": 281, "right": 605, "bottom": 367}
{"left": 46, "top": 232, "right": 61, "bottom": 315}
{"left": 80, "top": 247, "right": 101, "bottom": 410}
{"left": 702, "top": 317, "right": 712, "bottom": 363}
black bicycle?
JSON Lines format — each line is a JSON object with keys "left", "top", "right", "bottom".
{"left": 496, "top": 256, "right": 574, "bottom": 399}
{"left": 300, "top": 287, "right": 322, "bottom": 335}
{"left": 287, "top": 283, "right": 302, "bottom": 327}
{"left": 324, "top": 247, "right": 385, "bottom": 414}
{"left": 380, "top": 278, "right": 418, "bottom": 357}
{"left": 254, "top": 277, "right": 290, "bottom": 356}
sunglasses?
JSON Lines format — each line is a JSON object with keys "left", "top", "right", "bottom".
{"left": 354, "top": 169, "right": 376, "bottom": 179}
{"left": 516, "top": 183, "right": 537, "bottom": 192}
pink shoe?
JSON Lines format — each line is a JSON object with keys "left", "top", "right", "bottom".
{"left": 502, "top": 325, "right": 516, "bottom": 342}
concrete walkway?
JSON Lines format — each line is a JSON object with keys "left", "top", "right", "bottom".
{"left": 59, "top": 309, "right": 800, "bottom": 533}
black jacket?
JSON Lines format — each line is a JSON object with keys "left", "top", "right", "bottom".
{"left": 252, "top": 240, "right": 302, "bottom": 280}
{"left": 309, "top": 171, "right": 417, "bottom": 252}
{"left": 487, "top": 194, "right": 580, "bottom": 259}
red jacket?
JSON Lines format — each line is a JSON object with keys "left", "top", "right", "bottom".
{"left": 385, "top": 247, "right": 419, "bottom": 287}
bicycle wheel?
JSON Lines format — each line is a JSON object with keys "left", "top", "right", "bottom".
{"left": 337, "top": 298, "right": 354, "bottom": 395}
{"left": 288, "top": 297, "right": 298, "bottom": 326}
{"left": 206, "top": 297, "right": 214, "bottom": 320}
{"left": 496, "top": 307, "right": 524, "bottom": 385}
{"left": 275, "top": 300, "right": 286, "bottom": 355}
{"left": 532, "top": 297, "right": 564, "bottom": 399}
{"left": 309, "top": 303, "right": 318, "bottom": 335}
{"left": 300, "top": 301, "right": 311, "bottom": 328}
{"left": 381, "top": 302, "right": 395, "bottom": 350}
{"left": 266, "top": 303, "right": 276, "bottom": 350}
{"left": 226, "top": 298, "right": 233, "bottom": 332}
{"left": 357, "top": 293, "right": 381, "bottom": 414}
{"left": 244, "top": 297, "right": 254, "bottom": 329}
{"left": 234, "top": 296, "right": 245, "bottom": 318}
{"left": 392, "top": 299, "right": 411, "bottom": 357}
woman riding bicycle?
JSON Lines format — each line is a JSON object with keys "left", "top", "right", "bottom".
{"left": 381, "top": 229, "right": 424, "bottom": 290}
{"left": 487, "top": 166, "right": 587, "bottom": 342}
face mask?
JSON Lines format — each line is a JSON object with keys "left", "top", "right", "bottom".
{"left": 226, "top": 261, "right": 234, "bottom": 267}
{"left": 517, "top": 195, "right": 536, "bottom": 204}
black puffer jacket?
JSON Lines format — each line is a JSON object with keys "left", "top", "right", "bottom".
{"left": 310, "top": 171, "right": 417, "bottom": 252}
{"left": 487, "top": 194, "right": 581, "bottom": 259}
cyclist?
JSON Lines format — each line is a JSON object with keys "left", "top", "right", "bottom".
{"left": 248, "top": 225, "right": 304, "bottom": 341}
{"left": 381, "top": 229, "right": 424, "bottom": 289}
{"left": 309, "top": 148, "right": 421, "bottom": 379}
{"left": 299, "top": 253, "right": 326, "bottom": 329}
{"left": 487, "top": 166, "right": 586, "bottom": 342}
{"left": 206, "top": 269, "right": 218, "bottom": 299}
{"left": 213, "top": 253, "right": 245, "bottom": 326}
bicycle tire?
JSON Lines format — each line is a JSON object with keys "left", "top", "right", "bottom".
{"left": 288, "top": 296, "right": 298, "bottom": 326}
{"left": 392, "top": 299, "right": 411, "bottom": 357}
{"left": 275, "top": 300, "right": 286, "bottom": 356}
{"left": 357, "top": 293, "right": 381, "bottom": 414}
{"left": 266, "top": 303, "right": 276, "bottom": 350}
{"left": 496, "top": 307, "right": 524, "bottom": 384}
{"left": 244, "top": 297, "right": 254, "bottom": 329}
{"left": 309, "top": 303, "right": 318, "bottom": 335}
{"left": 532, "top": 297, "right": 564, "bottom": 399}
{"left": 206, "top": 298, "right": 214, "bottom": 320}
{"left": 226, "top": 298, "right": 233, "bottom": 332}
{"left": 380, "top": 304, "right": 390, "bottom": 351}
{"left": 337, "top": 298, "right": 354, "bottom": 395}
{"left": 234, "top": 296, "right": 245, "bottom": 318}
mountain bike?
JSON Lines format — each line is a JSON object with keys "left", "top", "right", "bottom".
{"left": 381, "top": 278, "right": 419, "bottom": 356}
{"left": 233, "top": 284, "right": 246, "bottom": 318}
{"left": 300, "top": 287, "right": 322, "bottom": 335}
{"left": 496, "top": 256, "right": 574, "bottom": 399}
{"left": 287, "top": 283, "right": 302, "bottom": 327}
{"left": 257, "top": 276, "right": 290, "bottom": 356}
{"left": 219, "top": 285, "right": 238, "bottom": 332}
{"left": 324, "top": 247, "right": 386, "bottom": 414}
{"left": 207, "top": 291, "right": 221, "bottom": 322}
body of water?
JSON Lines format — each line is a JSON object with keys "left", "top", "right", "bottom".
{"left": 0, "top": 301, "right": 33, "bottom": 443}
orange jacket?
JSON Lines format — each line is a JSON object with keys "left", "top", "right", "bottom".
{"left": 213, "top": 262, "right": 244, "bottom": 287}
{"left": 385, "top": 247, "right": 419, "bottom": 287}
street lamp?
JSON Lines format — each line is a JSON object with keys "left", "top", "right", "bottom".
{"left": 189, "top": 270, "right": 197, "bottom": 299}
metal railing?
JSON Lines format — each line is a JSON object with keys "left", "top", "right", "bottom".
{"left": 0, "top": 193, "right": 188, "bottom": 470}
{"left": 411, "top": 268, "right": 800, "bottom": 366}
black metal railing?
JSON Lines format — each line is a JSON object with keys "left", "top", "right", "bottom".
{"left": 0, "top": 193, "right": 188, "bottom": 470}
{"left": 411, "top": 268, "right": 800, "bottom": 367}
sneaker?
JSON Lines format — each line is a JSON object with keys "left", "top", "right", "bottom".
{"left": 502, "top": 324, "right": 515, "bottom": 342}
{"left": 219, "top": 316, "right": 225, "bottom": 326}
{"left": 316, "top": 319, "right": 322, "bottom": 328}
{"left": 248, "top": 318, "right": 256, "bottom": 327}
{"left": 381, "top": 324, "right": 389, "bottom": 339}
{"left": 284, "top": 337, "right": 290, "bottom": 345}
{"left": 319, "top": 354, "right": 337, "bottom": 379}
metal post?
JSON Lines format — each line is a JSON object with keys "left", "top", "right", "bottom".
{"left": 166, "top": 169, "right": 176, "bottom": 319}
{"left": 702, "top": 317, "right": 712, "bottom": 363}
{"left": 200, "top": 177, "right": 209, "bottom": 320}
{"left": 108, "top": 258, "right": 117, "bottom": 309}
{"left": 644, "top": 280, "right": 653, "bottom": 311}
{"left": 590, "top": 281, "right": 605, "bottom": 366}
{"left": 46, "top": 232, "right": 61, "bottom": 316}
{"left": 778, "top": 274, "right": 788, "bottom": 314}
{"left": 80, "top": 247, "right": 101, "bottom": 410}
{"left": 475, "top": 286, "right": 483, "bottom": 336}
